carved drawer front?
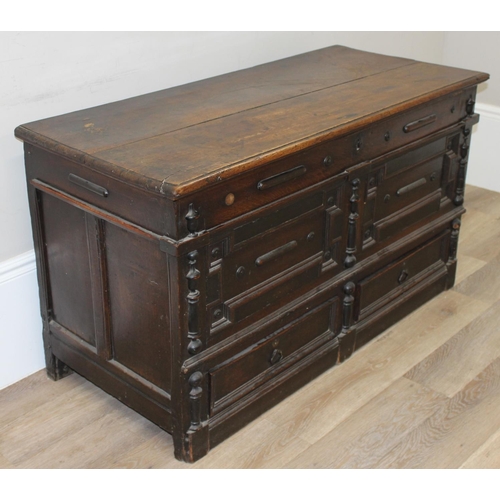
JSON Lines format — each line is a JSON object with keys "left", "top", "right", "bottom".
{"left": 206, "top": 183, "right": 345, "bottom": 333}
{"left": 222, "top": 210, "right": 324, "bottom": 298}
{"left": 376, "top": 136, "right": 447, "bottom": 221}
{"left": 357, "top": 234, "right": 447, "bottom": 321}
{"left": 209, "top": 298, "right": 338, "bottom": 416}
{"left": 359, "top": 128, "right": 467, "bottom": 254}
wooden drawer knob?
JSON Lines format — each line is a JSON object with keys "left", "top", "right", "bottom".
{"left": 225, "top": 193, "right": 235, "bottom": 206}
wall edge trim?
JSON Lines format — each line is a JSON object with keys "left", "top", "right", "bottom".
{"left": 0, "top": 250, "right": 36, "bottom": 286}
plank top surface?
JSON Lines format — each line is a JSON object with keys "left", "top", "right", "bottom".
{"left": 15, "top": 45, "right": 488, "bottom": 196}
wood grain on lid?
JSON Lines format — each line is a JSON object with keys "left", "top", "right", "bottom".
{"left": 15, "top": 45, "right": 489, "bottom": 198}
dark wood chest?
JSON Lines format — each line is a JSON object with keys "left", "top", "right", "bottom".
{"left": 15, "top": 46, "right": 489, "bottom": 462}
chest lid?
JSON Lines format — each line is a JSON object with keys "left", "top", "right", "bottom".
{"left": 15, "top": 45, "right": 488, "bottom": 199}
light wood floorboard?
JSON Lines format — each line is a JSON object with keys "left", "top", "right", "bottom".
{"left": 1, "top": 185, "right": 500, "bottom": 468}
{"left": 374, "top": 358, "right": 500, "bottom": 468}
{"left": 460, "top": 426, "right": 500, "bottom": 469}
{"left": 0, "top": 452, "right": 13, "bottom": 469}
{"left": 284, "top": 377, "right": 447, "bottom": 468}
{"left": 454, "top": 253, "right": 488, "bottom": 286}
{"left": 0, "top": 370, "right": 86, "bottom": 430}
{"left": 405, "top": 299, "right": 500, "bottom": 397}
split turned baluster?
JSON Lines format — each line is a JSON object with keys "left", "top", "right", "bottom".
{"left": 338, "top": 281, "right": 356, "bottom": 362}
{"left": 344, "top": 179, "right": 360, "bottom": 268}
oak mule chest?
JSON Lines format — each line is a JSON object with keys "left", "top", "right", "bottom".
{"left": 16, "top": 46, "right": 489, "bottom": 463}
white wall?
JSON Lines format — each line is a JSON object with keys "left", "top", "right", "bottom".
{"left": 443, "top": 32, "right": 500, "bottom": 107}
{"left": 0, "top": 31, "right": 488, "bottom": 389}
{"left": 0, "top": 253, "right": 45, "bottom": 389}
{"left": 442, "top": 32, "right": 500, "bottom": 193}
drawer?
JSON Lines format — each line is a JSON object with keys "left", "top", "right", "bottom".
{"left": 358, "top": 234, "right": 447, "bottom": 319}
{"left": 206, "top": 181, "right": 346, "bottom": 331}
{"left": 376, "top": 140, "right": 446, "bottom": 221}
{"left": 372, "top": 154, "right": 444, "bottom": 242}
{"left": 179, "top": 156, "right": 347, "bottom": 238}
{"left": 177, "top": 89, "right": 473, "bottom": 238}
{"left": 358, "top": 130, "right": 462, "bottom": 251}
{"left": 209, "top": 298, "right": 338, "bottom": 415}
{"left": 26, "top": 146, "right": 172, "bottom": 236}
{"left": 221, "top": 210, "right": 325, "bottom": 300}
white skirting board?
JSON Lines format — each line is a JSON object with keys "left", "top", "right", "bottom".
{"left": 0, "top": 250, "right": 45, "bottom": 390}
{"left": 1, "top": 101, "right": 498, "bottom": 391}
{"left": 468, "top": 103, "right": 500, "bottom": 193}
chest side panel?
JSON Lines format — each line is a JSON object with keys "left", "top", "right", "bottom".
{"left": 27, "top": 149, "right": 174, "bottom": 403}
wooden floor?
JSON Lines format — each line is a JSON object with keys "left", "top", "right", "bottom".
{"left": 2, "top": 184, "right": 500, "bottom": 469}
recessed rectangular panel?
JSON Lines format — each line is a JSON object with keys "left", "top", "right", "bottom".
{"left": 226, "top": 259, "right": 321, "bottom": 324}
{"left": 233, "top": 192, "right": 323, "bottom": 246}
{"left": 375, "top": 191, "right": 442, "bottom": 242}
{"left": 385, "top": 137, "right": 447, "bottom": 177}
{"left": 327, "top": 207, "right": 343, "bottom": 245}
{"left": 105, "top": 222, "right": 171, "bottom": 392}
{"left": 41, "top": 191, "right": 96, "bottom": 346}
